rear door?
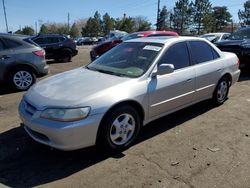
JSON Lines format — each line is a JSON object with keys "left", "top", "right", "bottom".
{"left": 148, "top": 41, "right": 196, "bottom": 118}
{"left": 188, "top": 41, "right": 223, "bottom": 101}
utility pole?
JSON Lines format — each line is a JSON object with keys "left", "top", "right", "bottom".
{"left": 2, "top": 0, "right": 9, "bottom": 32}
{"left": 156, "top": 0, "right": 160, "bottom": 30}
{"left": 67, "top": 12, "right": 70, "bottom": 34}
{"left": 35, "top": 21, "right": 38, "bottom": 35}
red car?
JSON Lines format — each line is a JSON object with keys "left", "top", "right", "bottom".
{"left": 90, "top": 31, "right": 178, "bottom": 61}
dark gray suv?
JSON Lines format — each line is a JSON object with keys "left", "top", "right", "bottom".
{"left": 0, "top": 33, "right": 49, "bottom": 91}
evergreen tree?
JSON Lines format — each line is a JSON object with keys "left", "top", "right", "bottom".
{"left": 172, "top": 0, "right": 192, "bottom": 35}
{"left": 238, "top": 0, "right": 250, "bottom": 26}
{"left": 70, "top": 23, "right": 80, "bottom": 38}
{"left": 213, "top": 6, "right": 232, "bottom": 31}
{"left": 40, "top": 24, "right": 49, "bottom": 34}
{"left": 157, "top": 6, "right": 169, "bottom": 30}
{"left": 191, "top": 0, "right": 212, "bottom": 34}
{"left": 102, "top": 13, "right": 115, "bottom": 35}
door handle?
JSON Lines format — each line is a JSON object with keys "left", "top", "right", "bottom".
{"left": 0, "top": 55, "right": 11, "bottom": 60}
{"left": 186, "top": 78, "right": 192, "bottom": 82}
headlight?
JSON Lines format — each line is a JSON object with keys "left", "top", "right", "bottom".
{"left": 40, "top": 107, "right": 90, "bottom": 122}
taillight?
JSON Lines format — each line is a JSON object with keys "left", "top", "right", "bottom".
{"left": 237, "top": 58, "right": 240, "bottom": 68}
{"left": 33, "top": 50, "right": 45, "bottom": 57}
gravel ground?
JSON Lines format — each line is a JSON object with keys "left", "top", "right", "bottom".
{"left": 0, "top": 46, "right": 250, "bottom": 188}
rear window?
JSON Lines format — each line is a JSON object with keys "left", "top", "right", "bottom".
{"left": 3, "top": 38, "right": 22, "bottom": 49}
{"left": 147, "top": 34, "right": 174, "bottom": 37}
{"left": 24, "top": 38, "right": 40, "bottom": 47}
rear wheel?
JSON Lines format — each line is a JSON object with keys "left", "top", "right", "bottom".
{"left": 97, "top": 105, "right": 141, "bottom": 151}
{"left": 59, "top": 49, "right": 72, "bottom": 63}
{"left": 213, "top": 77, "right": 229, "bottom": 105}
{"left": 10, "top": 68, "right": 36, "bottom": 91}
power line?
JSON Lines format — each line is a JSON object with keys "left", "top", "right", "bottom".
{"left": 2, "top": 0, "right": 8, "bottom": 32}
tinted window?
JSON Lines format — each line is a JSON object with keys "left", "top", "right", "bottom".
{"left": 0, "top": 39, "right": 7, "bottom": 50}
{"left": 148, "top": 34, "right": 173, "bottom": 37}
{"left": 158, "top": 42, "right": 190, "bottom": 70}
{"left": 3, "top": 38, "right": 22, "bottom": 49}
{"left": 189, "top": 41, "right": 214, "bottom": 64}
{"left": 59, "top": 37, "right": 66, "bottom": 42}
{"left": 47, "top": 37, "right": 60, "bottom": 44}
{"left": 34, "top": 37, "right": 46, "bottom": 45}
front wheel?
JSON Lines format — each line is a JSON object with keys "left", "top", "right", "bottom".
{"left": 97, "top": 105, "right": 141, "bottom": 151}
{"left": 213, "top": 77, "right": 230, "bottom": 105}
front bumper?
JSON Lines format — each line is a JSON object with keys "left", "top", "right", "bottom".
{"left": 19, "top": 99, "right": 104, "bottom": 151}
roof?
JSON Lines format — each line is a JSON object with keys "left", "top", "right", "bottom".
{"left": 128, "top": 30, "right": 178, "bottom": 37}
{"left": 201, "top": 32, "right": 230, "bottom": 36}
{"left": 125, "top": 36, "right": 208, "bottom": 44}
{"left": 0, "top": 33, "right": 30, "bottom": 38}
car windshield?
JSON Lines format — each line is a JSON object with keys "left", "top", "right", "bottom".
{"left": 228, "top": 29, "right": 250, "bottom": 40}
{"left": 87, "top": 42, "right": 163, "bottom": 78}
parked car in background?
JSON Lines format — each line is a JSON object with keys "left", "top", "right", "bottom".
{"left": 215, "top": 27, "right": 250, "bottom": 68}
{"left": 19, "top": 36, "right": 240, "bottom": 151}
{"left": 77, "top": 37, "right": 98, "bottom": 45}
{"left": 200, "top": 32, "right": 230, "bottom": 43}
{"left": 0, "top": 33, "right": 48, "bottom": 91}
{"left": 31, "top": 34, "right": 78, "bottom": 62}
{"left": 90, "top": 30, "right": 179, "bottom": 61}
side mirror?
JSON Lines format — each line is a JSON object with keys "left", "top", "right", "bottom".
{"left": 152, "top": 64, "right": 174, "bottom": 77}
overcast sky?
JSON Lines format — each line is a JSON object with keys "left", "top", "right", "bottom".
{"left": 0, "top": 0, "right": 246, "bottom": 33}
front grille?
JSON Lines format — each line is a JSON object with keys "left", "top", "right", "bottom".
{"left": 23, "top": 100, "right": 37, "bottom": 116}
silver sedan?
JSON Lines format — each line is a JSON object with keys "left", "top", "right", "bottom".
{"left": 19, "top": 36, "right": 240, "bottom": 151}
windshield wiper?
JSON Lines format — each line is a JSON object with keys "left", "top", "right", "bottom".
{"left": 96, "top": 69, "right": 126, "bottom": 77}
{"left": 86, "top": 66, "right": 126, "bottom": 77}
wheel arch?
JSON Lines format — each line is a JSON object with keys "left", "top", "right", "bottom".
{"left": 96, "top": 100, "right": 145, "bottom": 143}
{"left": 220, "top": 72, "right": 232, "bottom": 86}
{"left": 5, "top": 63, "right": 38, "bottom": 78}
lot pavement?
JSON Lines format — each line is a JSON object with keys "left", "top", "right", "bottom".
{"left": 0, "top": 46, "right": 250, "bottom": 188}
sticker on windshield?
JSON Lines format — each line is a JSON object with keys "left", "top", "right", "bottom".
{"left": 143, "top": 45, "right": 162, "bottom": 51}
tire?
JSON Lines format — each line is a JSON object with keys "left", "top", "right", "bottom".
{"left": 10, "top": 68, "right": 36, "bottom": 91}
{"left": 60, "top": 49, "right": 72, "bottom": 63}
{"left": 97, "top": 105, "right": 141, "bottom": 151}
{"left": 212, "top": 77, "right": 230, "bottom": 105}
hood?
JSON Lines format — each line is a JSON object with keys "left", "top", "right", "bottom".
{"left": 24, "top": 68, "right": 130, "bottom": 110}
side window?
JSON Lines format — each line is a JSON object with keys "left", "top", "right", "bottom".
{"left": 59, "top": 37, "right": 66, "bottom": 42}
{"left": 212, "top": 48, "right": 220, "bottom": 59}
{"left": 3, "top": 38, "right": 22, "bottom": 49}
{"left": 47, "top": 37, "right": 60, "bottom": 44}
{"left": 158, "top": 42, "right": 190, "bottom": 70}
{"left": 189, "top": 41, "right": 214, "bottom": 64}
{"left": 34, "top": 38, "right": 46, "bottom": 45}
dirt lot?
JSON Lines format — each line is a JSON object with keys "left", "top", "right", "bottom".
{"left": 0, "top": 46, "right": 250, "bottom": 188}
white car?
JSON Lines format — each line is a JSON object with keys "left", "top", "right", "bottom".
{"left": 201, "top": 33, "right": 231, "bottom": 43}
{"left": 19, "top": 36, "right": 240, "bottom": 151}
